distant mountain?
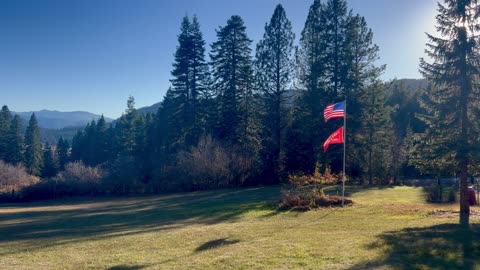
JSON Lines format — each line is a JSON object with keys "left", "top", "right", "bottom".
{"left": 137, "top": 102, "right": 162, "bottom": 114}
{"left": 13, "top": 110, "right": 113, "bottom": 130}
{"left": 389, "top": 78, "right": 428, "bottom": 91}
{"left": 40, "top": 126, "right": 84, "bottom": 144}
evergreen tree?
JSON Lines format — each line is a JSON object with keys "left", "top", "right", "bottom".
{"left": 287, "top": 0, "right": 327, "bottom": 174}
{"left": 323, "top": 0, "right": 349, "bottom": 97}
{"left": 25, "top": 113, "right": 43, "bottom": 176}
{"left": 255, "top": 4, "right": 295, "bottom": 182}
{"left": 417, "top": 0, "right": 480, "bottom": 225}
{"left": 83, "top": 120, "right": 98, "bottom": 166}
{"left": 108, "top": 96, "right": 146, "bottom": 193}
{"left": 95, "top": 115, "right": 110, "bottom": 165}
{"left": 0, "top": 105, "right": 13, "bottom": 161}
{"left": 210, "top": 15, "right": 258, "bottom": 147}
{"left": 358, "top": 82, "right": 393, "bottom": 184}
{"left": 70, "top": 130, "right": 84, "bottom": 162}
{"left": 344, "top": 13, "right": 387, "bottom": 180}
{"left": 169, "top": 15, "right": 210, "bottom": 147}
{"left": 6, "top": 115, "right": 24, "bottom": 165}
{"left": 57, "top": 137, "right": 69, "bottom": 171}
{"left": 42, "top": 142, "right": 58, "bottom": 178}
{"left": 116, "top": 96, "right": 142, "bottom": 156}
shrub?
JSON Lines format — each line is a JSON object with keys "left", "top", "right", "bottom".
{"left": 315, "top": 195, "right": 353, "bottom": 207}
{"left": 279, "top": 165, "right": 352, "bottom": 210}
{"left": 425, "top": 184, "right": 442, "bottom": 203}
{"left": 279, "top": 191, "right": 353, "bottom": 211}
{"left": 0, "top": 161, "right": 38, "bottom": 200}
{"left": 54, "top": 161, "right": 105, "bottom": 196}
{"left": 172, "top": 135, "right": 259, "bottom": 190}
{"left": 22, "top": 161, "right": 105, "bottom": 200}
{"left": 447, "top": 187, "right": 456, "bottom": 203}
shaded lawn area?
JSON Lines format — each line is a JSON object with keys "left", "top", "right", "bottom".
{"left": 0, "top": 186, "right": 479, "bottom": 269}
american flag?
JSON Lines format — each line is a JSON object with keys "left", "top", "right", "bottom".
{"left": 323, "top": 102, "right": 345, "bottom": 122}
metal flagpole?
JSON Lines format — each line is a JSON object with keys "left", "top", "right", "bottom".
{"left": 342, "top": 98, "right": 346, "bottom": 207}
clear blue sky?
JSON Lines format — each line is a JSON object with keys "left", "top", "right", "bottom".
{"left": 0, "top": 0, "right": 437, "bottom": 118}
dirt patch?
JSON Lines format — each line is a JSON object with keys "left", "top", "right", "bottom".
{"left": 429, "top": 209, "right": 480, "bottom": 218}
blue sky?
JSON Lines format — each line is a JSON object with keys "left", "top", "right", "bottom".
{"left": 0, "top": 0, "right": 437, "bottom": 118}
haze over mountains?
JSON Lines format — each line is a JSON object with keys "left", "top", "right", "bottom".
{"left": 13, "top": 110, "right": 113, "bottom": 130}
{"left": 12, "top": 78, "right": 426, "bottom": 144}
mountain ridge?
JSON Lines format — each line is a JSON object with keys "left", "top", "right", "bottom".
{"left": 13, "top": 110, "right": 113, "bottom": 130}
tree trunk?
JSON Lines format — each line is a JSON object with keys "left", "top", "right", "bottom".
{"left": 460, "top": 161, "right": 470, "bottom": 226}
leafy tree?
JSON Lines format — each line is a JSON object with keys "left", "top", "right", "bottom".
{"left": 417, "top": 0, "right": 480, "bottom": 225}
{"left": 255, "top": 4, "right": 295, "bottom": 182}
{"left": 24, "top": 113, "right": 43, "bottom": 176}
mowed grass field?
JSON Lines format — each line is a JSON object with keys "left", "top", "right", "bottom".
{"left": 1, "top": 186, "right": 480, "bottom": 270}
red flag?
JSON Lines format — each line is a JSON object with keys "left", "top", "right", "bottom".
{"left": 323, "top": 127, "right": 344, "bottom": 152}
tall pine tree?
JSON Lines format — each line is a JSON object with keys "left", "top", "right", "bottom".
{"left": 324, "top": 0, "right": 349, "bottom": 97}
{"left": 416, "top": 0, "right": 480, "bottom": 225}
{"left": 344, "top": 13, "right": 387, "bottom": 180}
{"left": 42, "top": 142, "right": 58, "bottom": 178}
{"left": 210, "top": 15, "right": 259, "bottom": 151}
{"left": 358, "top": 82, "right": 393, "bottom": 184}
{"left": 169, "top": 15, "right": 210, "bottom": 147}
{"left": 25, "top": 113, "right": 43, "bottom": 176}
{"left": 287, "top": 0, "right": 328, "bottom": 174}
{"left": 6, "top": 115, "right": 24, "bottom": 165}
{"left": 57, "top": 137, "right": 69, "bottom": 171}
{"left": 0, "top": 106, "right": 13, "bottom": 161}
{"left": 255, "top": 4, "right": 295, "bottom": 182}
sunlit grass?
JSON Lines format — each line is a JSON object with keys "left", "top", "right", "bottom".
{"left": 0, "top": 186, "right": 479, "bottom": 269}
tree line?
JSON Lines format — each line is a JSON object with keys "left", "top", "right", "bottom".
{"left": 0, "top": 0, "right": 462, "bottom": 195}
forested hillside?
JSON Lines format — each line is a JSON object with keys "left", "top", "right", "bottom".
{"left": 0, "top": 0, "right": 477, "bottom": 207}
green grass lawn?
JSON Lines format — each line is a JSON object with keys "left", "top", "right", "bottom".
{"left": 1, "top": 186, "right": 479, "bottom": 270}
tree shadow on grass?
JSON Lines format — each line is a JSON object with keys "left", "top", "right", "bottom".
{"left": 195, "top": 237, "right": 240, "bottom": 252}
{"left": 108, "top": 264, "right": 149, "bottom": 270}
{"left": 348, "top": 224, "right": 480, "bottom": 270}
{"left": 0, "top": 187, "right": 280, "bottom": 255}
{"left": 323, "top": 185, "right": 397, "bottom": 198}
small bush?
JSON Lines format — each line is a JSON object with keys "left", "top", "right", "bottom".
{"left": 424, "top": 184, "right": 457, "bottom": 203}
{"left": 279, "top": 165, "right": 352, "bottom": 210}
{"left": 55, "top": 162, "right": 105, "bottom": 195}
{"left": 279, "top": 191, "right": 353, "bottom": 211}
{"left": 173, "top": 135, "right": 259, "bottom": 190}
{"left": 22, "top": 161, "right": 105, "bottom": 200}
{"left": 315, "top": 195, "right": 353, "bottom": 207}
{"left": 278, "top": 191, "right": 312, "bottom": 211}
{"left": 0, "top": 161, "right": 38, "bottom": 200}
{"left": 447, "top": 187, "right": 456, "bottom": 203}
{"left": 425, "top": 185, "right": 441, "bottom": 203}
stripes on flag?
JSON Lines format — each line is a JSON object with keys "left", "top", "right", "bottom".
{"left": 323, "top": 101, "right": 345, "bottom": 122}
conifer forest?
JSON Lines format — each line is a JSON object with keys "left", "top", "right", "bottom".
{"left": 1, "top": 0, "right": 480, "bottom": 226}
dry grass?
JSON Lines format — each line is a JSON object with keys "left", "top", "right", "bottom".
{"left": 0, "top": 186, "right": 479, "bottom": 269}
